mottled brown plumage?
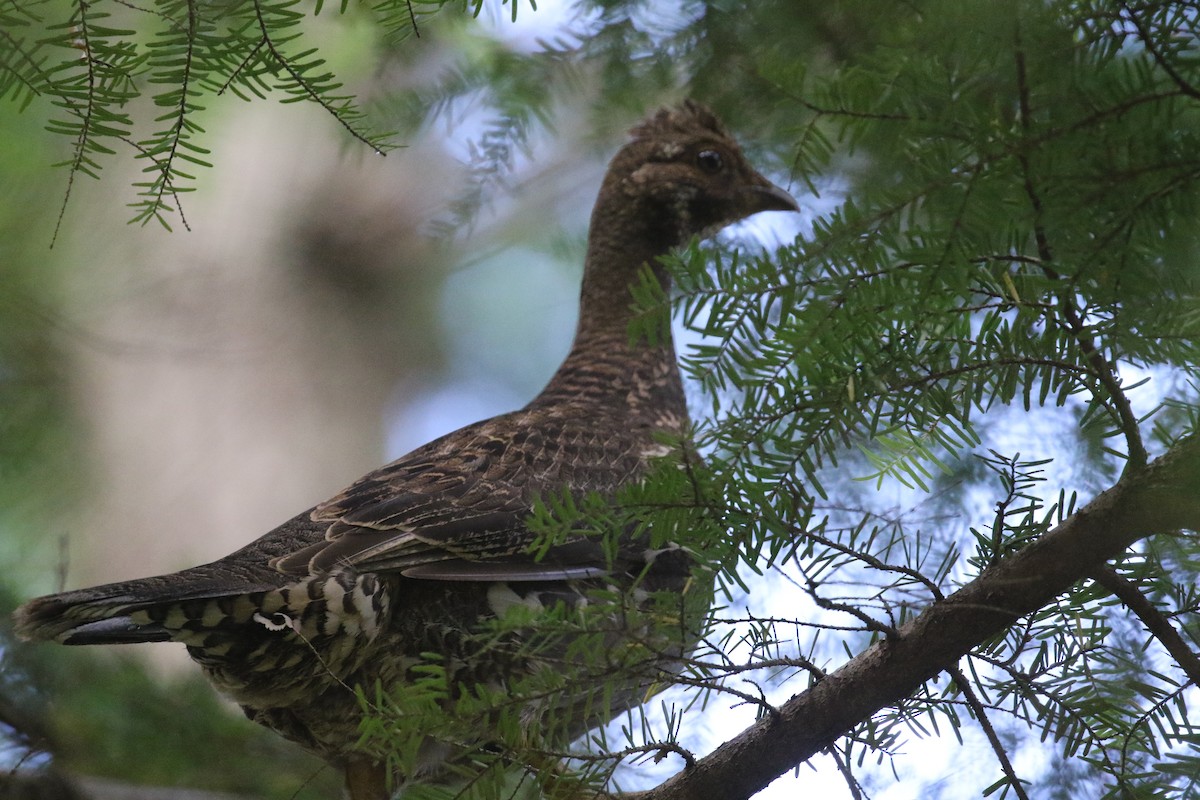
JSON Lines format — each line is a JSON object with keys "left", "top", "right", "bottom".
{"left": 14, "top": 101, "right": 797, "bottom": 799}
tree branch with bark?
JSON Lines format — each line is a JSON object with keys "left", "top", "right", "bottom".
{"left": 627, "top": 435, "right": 1200, "bottom": 800}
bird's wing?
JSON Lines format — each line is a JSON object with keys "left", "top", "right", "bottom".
{"left": 271, "top": 409, "right": 645, "bottom": 581}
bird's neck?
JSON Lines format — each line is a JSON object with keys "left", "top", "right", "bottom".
{"left": 532, "top": 232, "right": 688, "bottom": 434}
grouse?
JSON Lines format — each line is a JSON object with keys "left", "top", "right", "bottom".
{"left": 14, "top": 101, "right": 798, "bottom": 799}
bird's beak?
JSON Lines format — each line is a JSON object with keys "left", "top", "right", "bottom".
{"left": 745, "top": 172, "right": 800, "bottom": 214}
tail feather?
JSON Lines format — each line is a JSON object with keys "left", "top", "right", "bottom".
{"left": 13, "top": 510, "right": 326, "bottom": 645}
{"left": 13, "top": 568, "right": 280, "bottom": 645}
{"left": 15, "top": 584, "right": 147, "bottom": 643}
{"left": 59, "top": 616, "right": 172, "bottom": 645}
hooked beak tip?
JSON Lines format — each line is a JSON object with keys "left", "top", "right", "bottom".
{"left": 748, "top": 179, "right": 800, "bottom": 214}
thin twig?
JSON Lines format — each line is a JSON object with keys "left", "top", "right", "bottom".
{"left": 1012, "top": 16, "right": 1149, "bottom": 472}
{"left": 948, "top": 664, "right": 1031, "bottom": 800}
{"left": 1119, "top": 1, "right": 1200, "bottom": 102}
{"left": 51, "top": 0, "right": 98, "bottom": 249}
{"left": 405, "top": 0, "right": 419, "bottom": 37}
{"left": 827, "top": 745, "right": 866, "bottom": 800}
{"left": 0, "top": 26, "right": 44, "bottom": 98}
{"left": 1091, "top": 563, "right": 1200, "bottom": 686}
{"left": 251, "top": 0, "right": 386, "bottom": 155}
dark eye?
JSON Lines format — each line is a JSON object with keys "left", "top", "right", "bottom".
{"left": 695, "top": 149, "right": 724, "bottom": 173}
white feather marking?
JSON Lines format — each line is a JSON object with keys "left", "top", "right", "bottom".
{"left": 487, "top": 583, "right": 544, "bottom": 616}
{"left": 351, "top": 580, "right": 379, "bottom": 638}
{"left": 642, "top": 542, "right": 681, "bottom": 563}
{"left": 640, "top": 442, "right": 672, "bottom": 459}
{"left": 253, "top": 611, "right": 299, "bottom": 634}
{"left": 321, "top": 578, "right": 347, "bottom": 636}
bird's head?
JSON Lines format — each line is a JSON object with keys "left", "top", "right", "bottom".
{"left": 599, "top": 100, "right": 799, "bottom": 247}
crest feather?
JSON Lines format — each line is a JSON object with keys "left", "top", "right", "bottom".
{"left": 629, "top": 100, "right": 731, "bottom": 143}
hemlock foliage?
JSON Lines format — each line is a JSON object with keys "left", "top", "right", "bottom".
{"left": 6, "top": 0, "right": 1200, "bottom": 798}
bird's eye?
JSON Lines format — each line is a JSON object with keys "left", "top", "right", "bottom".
{"left": 695, "top": 150, "right": 724, "bottom": 173}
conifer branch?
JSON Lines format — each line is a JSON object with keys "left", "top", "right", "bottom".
{"left": 120, "top": 133, "right": 192, "bottom": 232}
{"left": 1119, "top": 1, "right": 1200, "bottom": 102}
{"left": 51, "top": 0, "right": 100, "bottom": 248}
{"left": 629, "top": 435, "right": 1200, "bottom": 800}
{"left": 217, "top": 39, "right": 266, "bottom": 96}
{"left": 1091, "top": 563, "right": 1200, "bottom": 686}
{"left": 251, "top": 0, "right": 386, "bottom": 156}
{"left": 827, "top": 746, "right": 866, "bottom": 800}
{"left": 948, "top": 664, "right": 1031, "bottom": 800}
{"left": 0, "top": 26, "right": 44, "bottom": 100}
{"left": 970, "top": 649, "right": 1123, "bottom": 775}
{"left": 1013, "top": 19, "right": 1149, "bottom": 472}
{"left": 801, "top": 527, "right": 944, "bottom": 601}
{"left": 133, "top": 0, "right": 200, "bottom": 228}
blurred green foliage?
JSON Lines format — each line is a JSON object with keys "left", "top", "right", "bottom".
{"left": 1, "top": 586, "right": 340, "bottom": 798}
